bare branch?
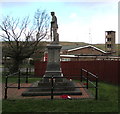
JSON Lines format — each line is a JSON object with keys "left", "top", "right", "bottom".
{"left": 34, "top": 9, "right": 50, "bottom": 41}
{"left": 1, "top": 9, "right": 50, "bottom": 72}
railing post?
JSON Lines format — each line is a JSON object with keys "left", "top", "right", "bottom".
{"left": 18, "top": 71, "right": 20, "bottom": 89}
{"left": 95, "top": 77, "right": 98, "bottom": 100}
{"left": 4, "top": 76, "right": 8, "bottom": 99}
{"left": 86, "top": 72, "right": 89, "bottom": 89}
{"left": 81, "top": 69, "right": 82, "bottom": 82}
{"left": 29, "top": 67, "right": 31, "bottom": 74}
{"left": 26, "top": 68, "right": 28, "bottom": 83}
{"left": 51, "top": 76, "right": 54, "bottom": 100}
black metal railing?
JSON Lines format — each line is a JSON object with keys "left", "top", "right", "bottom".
{"left": 81, "top": 69, "right": 98, "bottom": 100}
{"left": 4, "top": 71, "right": 19, "bottom": 99}
{"left": 4, "top": 69, "right": 98, "bottom": 100}
{"left": 4, "top": 70, "right": 30, "bottom": 99}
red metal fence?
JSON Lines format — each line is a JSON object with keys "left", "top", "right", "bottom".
{"left": 35, "top": 60, "right": 119, "bottom": 84}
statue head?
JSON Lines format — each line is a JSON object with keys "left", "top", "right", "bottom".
{"left": 51, "top": 12, "right": 55, "bottom": 16}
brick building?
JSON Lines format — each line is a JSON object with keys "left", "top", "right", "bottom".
{"left": 60, "top": 45, "right": 108, "bottom": 61}
{"left": 64, "top": 45, "right": 106, "bottom": 55}
{"left": 105, "top": 31, "right": 116, "bottom": 54}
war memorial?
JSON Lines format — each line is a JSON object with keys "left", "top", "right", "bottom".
{"left": 22, "top": 12, "right": 82, "bottom": 96}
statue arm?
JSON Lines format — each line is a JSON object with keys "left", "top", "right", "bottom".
{"left": 51, "top": 16, "right": 56, "bottom": 23}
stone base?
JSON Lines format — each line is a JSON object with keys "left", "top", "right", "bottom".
{"left": 44, "top": 43, "right": 63, "bottom": 82}
{"left": 44, "top": 71, "right": 63, "bottom": 82}
{"left": 22, "top": 79, "right": 82, "bottom": 96}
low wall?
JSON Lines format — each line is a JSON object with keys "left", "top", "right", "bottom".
{"left": 35, "top": 60, "right": 119, "bottom": 84}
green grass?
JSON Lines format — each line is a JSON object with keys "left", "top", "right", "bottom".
{"left": 2, "top": 81, "right": 119, "bottom": 113}
{"left": 2, "top": 76, "right": 41, "bottom": 83}
{"left": 2, "top": 99, "right": 118, "bottom": 112}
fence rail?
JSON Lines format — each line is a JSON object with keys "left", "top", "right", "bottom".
{"left": 4, "top": 69, "right": 98, "bottom": 100}
{"left": 81, "top": 68, "right": 98, "bottom": 100}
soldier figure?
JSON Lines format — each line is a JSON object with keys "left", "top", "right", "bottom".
{"left": 51, "top": 12, "right": 59, "bottom": 43}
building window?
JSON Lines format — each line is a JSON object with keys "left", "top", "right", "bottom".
{"left": 107, "top": 38, "right": 111, "bottom": 42}
{"left": 107, "top": 44, "right": 111, "bottom": 48}
{"left": 106, "top": 31, "right": 112, "bottom": 35}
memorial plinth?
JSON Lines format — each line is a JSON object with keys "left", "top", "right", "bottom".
{"left": 44, "top": 43, "right": 62, "bottom": 82}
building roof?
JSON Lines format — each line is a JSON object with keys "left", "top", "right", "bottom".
{"left": 68, "top": 45, "right": 107, "bottom": 54}
{"left": 105, "top": 31, "right": 115, "bottom": 33}
{"left": 61, "top": 45, "right": 85, "bottom": 51}
{"left": 60, "top": 55, "right": 76, "bottom": 58}
{"left": 60, "top": 54, "right": 108, "bottom": 58}
{"left": 60, "top": 54, "right": 120, "bottom": 60}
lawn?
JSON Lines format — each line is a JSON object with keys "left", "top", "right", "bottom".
{"left": 2, "top": 76, "right": 41, "bottom": 83}
{"left": 2, "top": 80, "right": 119, "bottom": 113}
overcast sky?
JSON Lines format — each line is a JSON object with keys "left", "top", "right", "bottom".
{"left": 0, "top": 0, "right": 119, "bottom": 44}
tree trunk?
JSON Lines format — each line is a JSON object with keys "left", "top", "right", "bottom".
{"left": 12, "top": 59, "right": 20, "bottom": 73}
{"left": 8, "top": 59, "right": 21, "bottom": 73}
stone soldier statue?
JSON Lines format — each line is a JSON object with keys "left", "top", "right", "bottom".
{"left": 51, "top": 12, "right": 59, "bottom": 43}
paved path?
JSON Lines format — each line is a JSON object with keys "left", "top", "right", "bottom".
{"left": 2, "top": 82, "right": 94, "bottom": 100}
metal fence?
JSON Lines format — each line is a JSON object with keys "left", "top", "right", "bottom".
{"left": 81, "top": 69, "right": 98, "bottom": 100}
{"left": 4, "top": 69, "right": 98, "bottom": 100}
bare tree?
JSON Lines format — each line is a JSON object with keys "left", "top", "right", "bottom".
{"left": 0, "top": 10, "right": 50, "bottom": 73}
